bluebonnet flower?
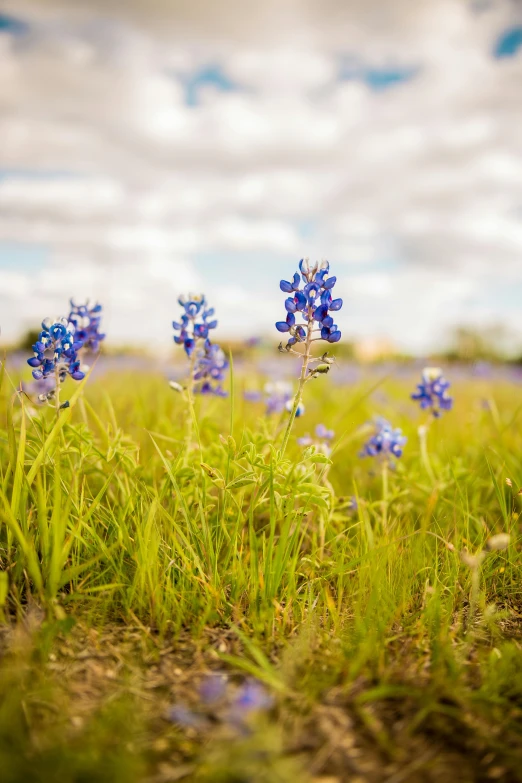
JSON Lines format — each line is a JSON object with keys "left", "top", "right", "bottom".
{"left": 168, "top": 704, "right": 209, "bottom": 730}
{"left": 167, "top": 676, "right": 272, "bottom": 736}
{"left": 224, "top": 679, "right": 274, "bottom": 734}
{"left": 412, "top": 367, "right": 453, "bottom": 417}
{"left": 243, "top": 390, "right": 263, "bottom": 403}
{"left": 171, "top": 293, "right": 228, "bottom": 398}
{"left": 360, "top": 417, "right": 407, "bottom": 462}
{"left": 297, "top": 423, "right": 335, "bottom": 455}
{"left": 276, "top": 259, "right": 342, "bottom": 348}
{"left": 232, "top": 680, "right": 273, "bottom": 716}
{"left": 194, "top": 342, "right": 229, "bottom": 397}
{"left": 22, "top": 375, "right": 57, "bottom": 405}
{"left": 172, "top": 294, "right": 218, "bottom": 356}
{"left": 265, "top": 381, "right": 293, "bottom": 414}
{"left": 285, "top": 399, "right": 305, "bottom": 417}
{"left": 199, "top": 674, "right": 228, "bottom": 705}
{"left": 347, "top": 496, "right": 358, "bottom": 512}
{"left": 243, "top": 381, "right": 293, "bottom": 415}
{"left": 27, "top": 317, "right": 85, "bottom": 382}
{"left": 68, "top": 300, "right": 105, "bottom": 353}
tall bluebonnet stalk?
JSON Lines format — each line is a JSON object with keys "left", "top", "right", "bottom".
{"left": 411, "top": 367, "right": 453, "bottom": 482}
{"left": 276, "top": 259, "right": 342, "bottom": 455}
{"left": 360, "top": 417, "right": 407, "bottom": 531}
{"left": 172, "top": 294, "right": 228, "bottom": 451}
{"left": 412, "top": 367, "right": 453, "bottom": 417}
{"left": 27, "top": 317, "right": 85, "bottom": 414}
{"left": 68, "top": 300, "right": 106, "bottom": 354}
{"left": 27, "top": 302, "right": 105, "bottom": 414}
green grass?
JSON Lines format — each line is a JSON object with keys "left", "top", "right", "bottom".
{"left": 1, "top": 357, "right": 521, "bottom": 781}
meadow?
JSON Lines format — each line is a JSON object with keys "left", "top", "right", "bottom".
{"left": 1, "top": 281, "right": 522, "bottom": 782}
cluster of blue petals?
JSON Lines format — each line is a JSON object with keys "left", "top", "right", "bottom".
{"left": 27, "top": 317, "right": 85, "bottom": 382}
{"left": 360, "top": 417, "right": 407, "bottom": 461}
{"left": 169, "top": 675, "right": 273, "bottom": 734}
{"left": 68, "top": 300, "right": 105, "bottom": 353}
{"left": 194, "top": 343, "right": 228, "bottom": 397}
{"left": 172, "top": 293, "right": 227, "bottom": 396}
{"left": 412, "top": 368, "right": 453, "bottom": 417}
{"left": 276, "top": 259, "right": 342, "bottom": 346}
{"left": 172, "top": 294, "right": 218, "bottom": 356}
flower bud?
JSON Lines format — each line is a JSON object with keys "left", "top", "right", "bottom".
{"left": 485, "top": 534, "right": 510, "bottom": 552}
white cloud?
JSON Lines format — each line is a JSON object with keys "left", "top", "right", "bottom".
{"left": 0, "top": 0, "right": 521, "bottom": 352}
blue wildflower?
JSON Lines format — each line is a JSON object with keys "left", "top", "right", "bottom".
{"left": 167, "top": 704, "right": 209, "bottom": 730}
{"left": 198, "top": 674, "right": 228, "bottom": 705}
{"left": 360, "top": 417, "right": 407, "bottom": 462}
{"left": 412, "top": 367, "right": 453, "bottom": 417}
{"left": 27, "top": 316, "right": 85, "bottom": 383}
{"left": 22, "top": 375, "right": 57, "bottom": 405}
{"left": 265, "top": 381, "right": 293, "bottom": 415}
{"left": 244, "top": 381, "right": 293, "bottom": 415}
{"left": 68, "top": 300, "right": 105, "bottom": 353}
{"left": 173, "top": 294, "right": 218, "bottom": 357}
{"left": 171, "top": 293, "right": 227, "bottom": 396}
{"left": 194, "top": 342, "right": 229, "bottom": 397}
{"left": 233, "top": 680, "right": 273, "bottom": 715}
{"left": 297, "top": 423, "right": 335, "bottom": 455}
{"left": 347, "top": 496, "right": 358, "bottom": 512}
{"left": 286, "top": 399, "right": 305, "bottom": 417}
{"left": 224, "top": 679, "right": 274, "bottom": 732}
{"left": 243, "top": 390, "right": 264, "bottom": 403}
{"left": 276, "top": 259, "right": 342, "bottom": 348}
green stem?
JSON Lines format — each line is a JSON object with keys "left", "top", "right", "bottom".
{"left": 279, "top": 311, "right": 314, "bottom": 458}
{"left": 466, "top": 563, "right": 481, "bottom": 642}
{"left": 54, "top": 366, "right": 61, "bottom": 418}
{"left": 381, "top": 459, "right": 389, "bottom": 532}
{"left": 418, "top": 421, "right": 436, "bottom": 483}
{"left": 184, "top": 349, "right": 198, "bottom": 459}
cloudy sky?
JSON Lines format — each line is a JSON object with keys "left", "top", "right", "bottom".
{"left": 0, "top": 0, "right": 521, "bottom": 353}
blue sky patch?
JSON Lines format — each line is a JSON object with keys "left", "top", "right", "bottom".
{"left": 181, "top": 65, "right": 239, "bottom": 107}
{"left": 0, "top": 242, "right": 48, "bottom": 272}
{"left": 493, "top": 26, "right": 522, "bottom": 58}
{"left": 0, "top": 13, "right": 29, "bottom": 36}
{"left": 0, "top": 168, "right": 81, "bottom": 183}
{"left": 338, "top": 60, "right": 418, "bottom": 91}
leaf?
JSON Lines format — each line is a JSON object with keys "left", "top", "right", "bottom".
{"left": 308, "top": 453, "right": 332, "bottom": 465}
{"left": 0, "top": 571, "right": 8, "bottom": 623}
{"left": 226, "top": 472, "right": 258, "bottom": 490}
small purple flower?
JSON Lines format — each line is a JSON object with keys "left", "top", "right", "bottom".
{"left": 298, "top": 423, "right": 335, "bottom": 455}
{"left": 276, "top": 259, "right": 342, "bottom": 348}
{"left": 173, "top": 294, "right": 218, "bottom": 357}
{"left": 297, "top": 433, "right": 314, "bottom": 447}
{"left": 199, "top": 674, "right": 228, "bottom": 704}
{"left": 233, "top": 680, "right": 274, "bottom": 715}
{"left": 22, "top": 375, "right": 57, "bottom": 404}
{"left": 360, "top": 417, "right": 407, "bottom": 462}
{"left": 171, "top": 294, "right": 228, "bottom": 396}
{"left": 243, "top": 390, "right": 264, "bottom": 403}
{"left": 194, "top": 343, "right": 229, "bottom": 397}
{"left": 168, "top": 703, "right": 208, "bottom": 730}
{"left": 244, "top": 381, "right": 293, "bottom": 415}
{"left": 412, "top": 367, "right": 453, "bottom": 417}
{"left": 315, "top": 423, "right": 334, "bottom": 441}
{"left": 68, "top": 300, "right": 105, "bottom": 353}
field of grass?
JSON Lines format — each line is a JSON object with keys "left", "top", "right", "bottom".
{"left": 1, "top": 355, "right": 521, "bottom": 782}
